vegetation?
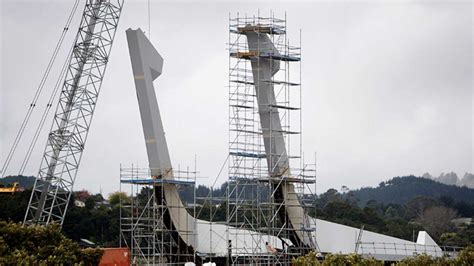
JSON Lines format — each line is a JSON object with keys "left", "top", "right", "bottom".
{"left": 313, "top": 189, "right": 474, "bottom": 246}
{"left": 0, "top": 188, "right": 122, "bottom": 247}
{"left": 0, "top": 175, "right": 36, "bottom": 190}
{"left": 351, "top": 176, "right": 474, "bottom": 207}
{"left": 192, "top": 179, "right": 474, "bottom": 246}
{"left": 292, "top": 252, "right": 383, "bottom": 266}
{"left": 292, "top": 245, "right": 474, "bottom": 265}
{"left": 63, "top": 192, "right": 121, "bottom": 247}
{"left": 0, "top": 221, "right": 103, "bottom": 265}
{"left": 0, "top": 175, "right": 473, "bottom": 259}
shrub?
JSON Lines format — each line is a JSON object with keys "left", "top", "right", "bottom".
{"left": 397, "top": 254, "right": 446, "bottom": 266}
{"left": 0, "top": 221, "right": 103, "bottom": 265}
{"left": 292, "top": 251, "right": 382, "bottom": 266}
{"left": 454, "top": 245, "right": 474, "bottom": 265}
{"left": 292, "top": 251, "right": 322, "bottom": 265}
{"left": 292, "top": 245, "right": 474, "bottom": 266}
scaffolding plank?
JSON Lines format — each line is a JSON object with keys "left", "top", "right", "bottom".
{"left": 268, "top": 104, "right": 300, "bottom": 110}
{"left": 231, "top": 25, "right": 286, "bottom": 35}
{"left": 230, "top": 104, "right": 254, "bottom": 109}
{"left": 230, "top": 51, "right": 300, "bottom": 62}
{"left": 231, "top": 129, "right": 262, "bottom": 135}
{"left": 259, "top": 53, "right": 300, "bottom": 62}
{"left": 257, "top": 176, "right": 316, "bottom": 184}
{"left": 230, "top": 79, "right": 254, "bottom": 85}
{"left": 274, "top": 129, "right": 300, "bottom": 135}
{"left": 230, "top": 51, "right": 258, "bottom": 60}
{"left": 229, "top": 151, "right": 266, "bottom": 158}
{"left": 262, "top": 79, "right": 300, "bottom": 86}
{"left": 120, "top": 178, "right": 195, "bottom": 185}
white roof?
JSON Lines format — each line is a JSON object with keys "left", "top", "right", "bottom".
{"left": 194, "top": 221, "right": 288, "bottom": 257}
{"left": 191, "top": 217, "right": 443, "bottom": 260}
{"left": 312, "top": 218, "right": 443, "bottom": 260}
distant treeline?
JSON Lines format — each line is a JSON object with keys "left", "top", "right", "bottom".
{"left": 0, "top": 175, "right": 473, "bottom": 247}
{"left": 351, "top": 176, "right": 474, "bottom": 206}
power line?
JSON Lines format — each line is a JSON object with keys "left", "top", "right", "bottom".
{"left": 18, "top": 40, "right": 77, "bottom": 176}
{"left": 1, "top": 0, "right": 80, "bottom": 176}
{"left": 148, "top": 0, "right": 151, "bottom": 38}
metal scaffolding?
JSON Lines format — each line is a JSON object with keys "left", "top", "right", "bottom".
{"left": 120, "top": 12, "right": 319, "bottom": 265}
{"left": 227, "top": 13, "right": 318, "bottom": 264}
{"left": 119, "top": 165, "right": 197, "bottom": 265}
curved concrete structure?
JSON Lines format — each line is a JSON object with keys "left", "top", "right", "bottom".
{"left": 126, "top": 26, "right": 443, "bottom": 262}
{"left": 126, "top": 28, "right": 288, "bottom": 263}
{"left": 313, "top": 218, "right": 443, "bottom": 260}
{"left": 243, "top": 29, "right": 314, "bottom": 249}
{"left": 126, "top": 28, "right": 195, "bottom": 262}
{"left": 241, "top": 26, "right": 443, "bottom": 259}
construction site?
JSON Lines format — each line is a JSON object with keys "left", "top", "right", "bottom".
{"left": 0, "top": 0, "right": 465, "bottom": 265}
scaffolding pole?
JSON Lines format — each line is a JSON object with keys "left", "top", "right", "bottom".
{"left": 226, "top": 12, "right": 318, "bottom": 265}
{"left": 119, "top": 165, "right": 197, "bottom": 265}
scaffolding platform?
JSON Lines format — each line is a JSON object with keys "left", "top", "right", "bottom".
{"left": 227, "top": 13, "right": 318, "bottom": 265}
{"left": 231, "top": 25, "right": 286, "bottom": 35}
{"left": 268, "top": 104, "right": 301, "bottom": 110}
{"left": 230, "top": 51, "right": 300, "bottom": 62}
{"left": 120, "top": 178, "right": 195, "bottom": 186}
{"left": 229, "top": 151, "right": 266, "bottom": 158}
{"left": 262, "top": 79, "right": 300, "bottom": 86}
{"left": 119, "top": 165, "right": 197, "bottom": 265}
{"left": 230, "top": 79, "right": 255, "bottom": 85}
{"left": 257, "top": 176, "right": 316, "bottom": 184}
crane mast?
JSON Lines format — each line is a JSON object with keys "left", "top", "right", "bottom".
{"left": 24, "top": 0, "right": 124, "bottom": 226}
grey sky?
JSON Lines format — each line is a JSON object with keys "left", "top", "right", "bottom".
{"left": 1, "top": 0, "right": 472, "bottom": 196}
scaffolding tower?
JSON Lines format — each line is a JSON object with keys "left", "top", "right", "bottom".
{"left": 120, "top": 165, "right": 197, "bottom": 265}
{"left": 227, "top": 13, "right": 318, "bottom": 264}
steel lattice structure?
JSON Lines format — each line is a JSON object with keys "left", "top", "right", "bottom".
{"left": 227, "top": 13, "right": 318, "bottom": 264}
{"left": 119, "top": 166, "right": 197, "bottom": 265}
{"left": 24, "top": 0, "right": 124, "bottom": 226}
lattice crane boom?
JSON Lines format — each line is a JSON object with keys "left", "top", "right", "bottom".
{"left": 24, "top": 0, "right": 124, "bottom": 226}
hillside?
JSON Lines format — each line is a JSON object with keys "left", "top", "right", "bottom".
{"left": 3, "top": 175, "right": 474, "bottom": 206}
{"left": 1, "top": 175, "right": 473, "bottom": 246}
{"left": 0, "top": 175, "right": 36, "bottom": 189}
{"left": 352, "top": 175, "right": 474, "bottom": 206}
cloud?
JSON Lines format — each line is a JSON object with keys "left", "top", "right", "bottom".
{"left": 1, "top": 1, "right": 472, "bottom": 195}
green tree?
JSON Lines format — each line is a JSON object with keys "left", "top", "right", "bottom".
{"left": 455, "top": 245, "right": 474, "bottom": 265}
{"left": 440, "top": 232, "right": 470, "bottom": 247}
{"left": 0, "top": 221, "right": 103, "bottom": 264}
{"left": 108, "top": 191, "right": 130, "bottom": 207}
{"left": 0, "top": 190, "right": 30, "bottom": 222}
{"left": 292, "top": 252, "right": 382, "bottom": 266}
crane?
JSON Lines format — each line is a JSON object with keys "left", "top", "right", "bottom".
{"left": 24, "top": 0, "right": 124, "bottom": 226}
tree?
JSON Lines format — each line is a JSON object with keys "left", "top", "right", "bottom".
{"left": 318, "top": 188, "right": 343, "bottom": 208}
{"left": 456, "top": 245, "right": 474, "bottom": 265}
{"left": 108, "top": 191, "right": 130, "bottom": 207}
{"left": 292, "top": 246, "right": 474, "bottom": 265}
{"left": 397, "top": 245, "right": 474, "bottom": 265}
{"left": 0, "top": 190, "right": 30, "bottom": 222}
{"left": 406, "top": 196, "right": 439, "bottom": 219}
{"left": 292, "top": 252, "right": 382, "bottom": 266}
{"left": 74, "top": 190, "right": 91, "bottom": 201}
{"left": 416, "top": 206, "right": 458, "bottom": 240}
{"left": 85, "top": 196, "right": 96, "bottom": 210}
{"left": 439, "top": 232, "right": 470, "bottom": 247}
{"left": 0, "top": 221, "right": 103, "bottom": 264}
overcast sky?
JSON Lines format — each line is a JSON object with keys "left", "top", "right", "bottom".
{"left": 1, "top": 0, "right": 472, "bottom": 196}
